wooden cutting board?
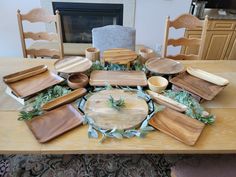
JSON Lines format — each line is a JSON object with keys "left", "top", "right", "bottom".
{"left": 170, "top": 72, "right": 226, "bottom": 100}
{"left": 89, "top": 70, "right": 147, "bottom": 86}
{"left": 26, "top": 104, "right": 83, "bottom": 143}
{"left": 103, "top": 48, "right": 138, "bottom": 64}
{"left": 149, "top": 108, "right": 205, "bottom": 146}
{"left": 84, "top": 89, "right": 148, "bottom": 130}
{"left": 3, "top": 65, "right": 64, "bottom": 98}
{"left": 54, "top": 56, "right": 92, "bottom": 74}
{"left": 145, "top": 58, "right": 184, "bottom": 75}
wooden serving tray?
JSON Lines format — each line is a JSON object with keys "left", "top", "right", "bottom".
{"left": 42, "top": 88, "right": 87, "bottom": 111}
{"left": 26, "top": 104, "right": 83, "bottom": 143}
{"left": 3, "top": 65, "right": 64, "bottom": 98}
{"left": 149, "top": 108, "right": 205, "bottom": 146}
{"left": 89, "top": 70, "right": 148, "bottom": 86}
{"left": 170, "top": 72, "right": 226, "bottom": 100}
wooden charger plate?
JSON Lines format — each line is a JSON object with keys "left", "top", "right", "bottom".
{"left": 170, "top": 71, "right": 226, "bottom": 100}
{"left": 3, "top": 65, "right": 64, "bottom": 98}
{"left": 84, "top": 89, "right": 148, "bottom": 130}
{"left": 145, "top": 58, "right": 184, "bottom": 75}
{"left": 54, "top": 56, "right": 92, "bottom": 74}
{"left": 26, "top": 104, "right": 83, "bottom": 143}
{"left": 149, "top": 108, "right": 205, "bottom": 146}
{"left": 89, "top": 70, "right": 147, "bottom": 86}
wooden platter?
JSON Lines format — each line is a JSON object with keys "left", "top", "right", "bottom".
{"left": 84, "top": 89, "right": 149, "bottom": 130}
{"left": 149, "top": 108, "right": 205, "bottom": 146}
{"left": 103, "top": 48, "right": 138, "bottom": 64}
{"left": 54, "top": 56, "right": 92, "bottom": 74}
{"left": 145, "top": 58, "right": 184, "bottom": 75}
{"left": 42, "top": 88, "right": 87, "bottom": 111}
{"left": 3, "top": 65, "right": 64, "bottom": 98}
{"left": 89, "top": 70, "right": 147, "bottom": 86}
{"left": 170, "top": 72, "right": 226, "bottom": 100}
{"left": 26, "top": 104, "right": 83, "bottom": 143}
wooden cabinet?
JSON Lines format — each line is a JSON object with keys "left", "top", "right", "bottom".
{"left": 181, "top": 20, "right": 236, "bottom": 60}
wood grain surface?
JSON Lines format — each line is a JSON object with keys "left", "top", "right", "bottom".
{"left": 170, "top": 72, "right": 226, "bottom": 100}
{"left": 4, "top": 69, "right": 64, "bottom": 98}
{"left": 89, "top": 70, "right": 147, "bottom": 86}
{"left": 145, "top": 58, "right": 184, "bottom": 74}
{"left": 84, "top": 89, "right": 148, "bottom": 130}
{"left": 26, "top": 104, "right": 83, "bottom": 143}
{"left": 149, "top": 108, "right": 205, "bottom": 146}
{"left": 42, "top": 88, "right": 87, "bottom": 111}
{"left": 103, "top": 48, "right": 137, "bottom": 64}
{"left": 54, "top": 56, "right": 92, "bottom": 73}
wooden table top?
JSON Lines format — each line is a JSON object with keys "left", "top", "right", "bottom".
{"left": 0, "top": 58, "right": 236, "bottom": 154}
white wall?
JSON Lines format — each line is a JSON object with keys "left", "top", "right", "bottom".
{"left": 135, "top": 0, "right": 192, "bottom": 54}
{"left": 0, "top": 0, "right": 45, "bottom": 57}
{"left": 0, "top": 0, "right": 191, "bottom": 57}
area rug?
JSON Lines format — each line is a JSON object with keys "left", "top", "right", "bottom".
{"left": 0, "top": 154, "right": 177, "bottom": 177}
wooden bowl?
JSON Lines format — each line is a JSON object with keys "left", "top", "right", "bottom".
{"left": 148, "top": 76, "right": 168, "bottom": 93}
{"left": 139, "top": 48, "right": 155, "bottom": 63}
{"left": 67, "top": 73, "right": 89, "bottom": 89}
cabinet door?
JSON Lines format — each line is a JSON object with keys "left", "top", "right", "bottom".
{"left": 181, "top": 30, "right": 201, "bottom": 55}
{"left": 225, "top": 32, "right": 236, "bottom": 60}
{"left": 203, "top": 31, "right": 233, "bottom": 60}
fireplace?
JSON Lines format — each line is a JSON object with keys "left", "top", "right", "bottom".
{"left": 53, "top": 2, "right": 123, "bottom": 43}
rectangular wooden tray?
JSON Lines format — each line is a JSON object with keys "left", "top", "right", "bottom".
{"left": 170, "top": 71, "right": 226, "bottom": 100}
{"left": 89, "top": 70, "right": 148, "bottom": 86}
{"left": 149, "top": 108, "right": 205, "bottom": 146}
{"left": 3, "top": 65, "right": 64, "bottom": 98}
{"left": 26, "top": 104, "right": 83, "bottom": 143}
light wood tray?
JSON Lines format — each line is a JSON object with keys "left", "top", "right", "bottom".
{"left": 149, "top": 108, "right": 205, "bottom": 146}
{"left": 89, "top": 70, "right": 148, "bottom": 86}
{"left": 3, "top": 65, "right": 64, "bottom": 98}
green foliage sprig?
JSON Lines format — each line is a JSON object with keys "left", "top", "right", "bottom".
{"left": 107, "top": 95, "right": 125, "bottom": 111}
{"left": 18, "top": 85, "right": 71, "bottom": 121}
{"left": 163, "top": 90, "right": 215, "bottom": 124}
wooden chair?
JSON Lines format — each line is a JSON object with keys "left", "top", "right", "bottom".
{"left": 17, "top": 8, "right": 64, "bottom": 59}
{"left": 162, "top": 14, "right": 208, "bottom": 60}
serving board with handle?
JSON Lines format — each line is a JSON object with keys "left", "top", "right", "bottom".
{"left": 89, "top": 70, "right": 148, "bottom": 87}
{"left": 3, "top": 65, "right": 64, "bottom": 98}
{"left": 170, "top": 71, "right": 226, "bottom": 100}
{"left": 149, "top": 108, "right": 205, "bottom": 146}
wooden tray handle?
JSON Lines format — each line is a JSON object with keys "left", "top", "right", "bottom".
{"left": 3, "top": 65, "right": 48, "bottom": 83}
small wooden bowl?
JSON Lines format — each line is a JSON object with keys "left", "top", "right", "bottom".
{"left": 148, "top": 76, "right": 168, "bottom": 93}
{"left": 67, "top": 73, "right": 89, "bottom": 89}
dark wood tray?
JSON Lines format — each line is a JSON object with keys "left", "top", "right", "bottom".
{"left": 170, "top": 71, "right": 226, "bottom": 100}
{"left": 26, "top": 104, "right": 83, "bottom": 143}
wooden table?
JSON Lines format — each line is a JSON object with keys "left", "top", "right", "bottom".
{"left": 0, "top": 58, "right": 236, "bottom": 154}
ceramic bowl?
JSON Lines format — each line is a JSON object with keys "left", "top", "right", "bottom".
{"left": 67, "top": 73, "right": 89, "bottom": 89}
{"left": 147, "top": 76, "right": 168, "bottom": 93}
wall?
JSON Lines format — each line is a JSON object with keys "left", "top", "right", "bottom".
{"left": 0, "top": 0, "right": 45, "bottom": 57}
{"left": 135, "top": 0, "right": 192, "bottom": 54}
{"left": 0, "top": 0, "right": 191, "bottom": 57}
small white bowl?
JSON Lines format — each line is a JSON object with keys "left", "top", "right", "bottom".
{"left": 148, "top": 76, "right": 168, "bottom": 93}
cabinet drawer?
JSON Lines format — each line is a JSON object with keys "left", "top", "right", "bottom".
{"left": 209, "top": 21, "right": 236, "bottom": 30}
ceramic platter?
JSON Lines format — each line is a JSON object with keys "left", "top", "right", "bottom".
{"left": 145, "top": 58, "right": 184, "bottom": 75}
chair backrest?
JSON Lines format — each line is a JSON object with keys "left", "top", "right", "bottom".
{"left": 162, "top": 14, "right": 208, "bottom": 60}
{"left": 17, "top": 8, "right": 64, "bottom": 59}
{"left": 92, "top": 25, "right": 136, "bottom": 53}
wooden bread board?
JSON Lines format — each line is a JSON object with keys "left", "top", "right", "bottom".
{"left": 170, "top": 71, "right": 226, "bottom": 100}
{"left": 3, "top": 65, "right": 64, "bottom": 98}
{"left": 149, "top": 108, "right": 205, "bottom": 146}
{"left": 42, "top": 88, "right": 87, "bottom": 111}
{"left": 26, "top": 104, "right": 83, "bottom": 143}
{"left": 103, "top": 48, "right": 137, "bottom": 64}
{"left": 84, "top": 89, "right": 148, "bottom": 130}
{"left": 89, "top": 70, "right": 147, "bottom": 86}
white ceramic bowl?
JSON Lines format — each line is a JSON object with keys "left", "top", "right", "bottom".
{"left": 148, "top": 76, "right": 168, "bottom": 93}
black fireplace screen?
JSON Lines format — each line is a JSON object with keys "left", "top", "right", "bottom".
{"left": 53, "top": 2, "right": 123, "bottom": 43}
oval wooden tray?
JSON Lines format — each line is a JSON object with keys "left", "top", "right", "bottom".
{"left": 42, "top": 88, "right": 87, "bottom": 111}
